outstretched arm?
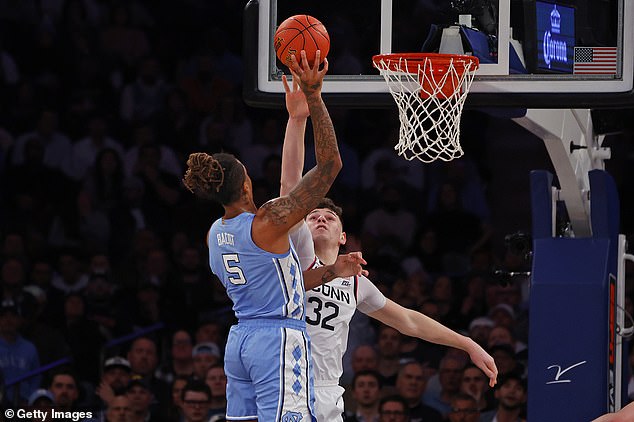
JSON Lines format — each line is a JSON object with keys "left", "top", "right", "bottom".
{"left": 369, "top": 299, "right": 498, "bottom": 387}
{"left": 253, "top": 51, "right": 342, "bottom": 253}
{"left": 280, "top": 74, "right": 309, "bottom": 196}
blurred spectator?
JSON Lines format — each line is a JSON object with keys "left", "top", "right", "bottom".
{"left": 180, "top": 379, "right": 212, "bottom": 422}
{"left": 23, "top": 21, "right": 64, "bottom": 98}
{"left": 2, "top": 135, "right": 77, "bottom": 238}
{"left": 51, "top": 250, "right": 89, "bottom": 295}
{"left": 126, "top": 377, "right": 162, "bottom": 422}
{"left": 447, "top": 393, "right": 481, "bottom": 422}
{"left": 95, "top": 357, "right": 132, "bottom": 409}
{"left": 194, "top": 321, "right": 224, "bottom": 346}
{"left": 379, "top": 395, "right": 410, "bottom": 422}
{"left": 80, "top": 147, "right": 125, "bottom": 213}
{"left": 459, "top": 364, "right": 494, "bottom": 413}
{"left": 467, "top": 317, "right": 495, "bottom": 349}
{"left": 479, "top": 373, "right": 527, "bottom": 422}
{"left": 376, "top": 325, "right": 404, "bottom": 388}
{"left": 104, "top": 393, "right": 132, "bottom": 422}
{"left": 1, "top": 233, "right": 26, "bottom": 261}
{"left": 0, "top": 125, "right": 14, "bottom": 173}
{"left": 395, "top": 362, "right": 443, "bottom": 422}
{"left": 48, "top": 189, "right": 111, "bottom": 252}
{"left": 123, "top": 122, "right": 182, "bottom": 179}
{"left": 173, "top": 246, "right": 216, "bottom": 326}
{"left": 0, "top": 36, "right": 20, "bottom": 87}
{"left": 11, "top": 109, "right": 73, "bottom": 177}
{"left": 345, "top": 370, "right": 382, "bottom": 422}
{"left": 429, "top": 274, "right": 459, "bottom": 326}
{"left": 72, "top": 113, "right": 125, "bottom": 180}
{"left": 456, "top": 274, "right": 488, "bottom": 330}
{"left": 238, "top": 115, "right": 283, "bottom": 181}
{"left": 60, "top": 293, "right": 105, "bottom": 383}
{"left": 426, "top": 158, "right": 491, "bottom": 221}
{"left": 360, "top": 129, "right": 425, "bottom": 193}
{"left": 20, "top": 286, "right": 71, "bottom": 367}
{"left": 156, "top": 88, "right": 199, "bottom": 157}
{"left": 27, "top": 389, "right": 55, "bottom": 421}
{"left": 425, "top": 182, "right": 492, "bottom": 273}
{"left": 361, "top": 183, "right": 418, "bottom": 259}
{"left": 178, "top": 52, "right": 232, "bottom": 117}
{"left": 156, "top": 329, "right": 194, "bottom": 384}
{"left": 120, "top": 56, "right": 169, "bottom": 124}
{"left": 168, "top": 375, "right": 189, "bottom": 422}
{"left": 48, "top": 368, "right": 81, "bottom": 411}
{"left": 0, "top": 298, "right": 40, "bottom": 404}
{"left": 4, "top": 79, "right": 39, "bottom": 134}
{"left": 126, "top": 336, "right": 170, "bottom": 410}
{"left": 488, "top": 345, "right": 521, "bottom": 379}
{"left": 130, "top": 144, "right": 181, "bottom": 229}
{"left": 100, "top": 2, "right": 150, "bottom": 69}
{"left": 487, "top": 324, "right": 527, "bottom": 357}
{"left": 402, "top": 228, "right": 444, "bottom": 275}
{"left": 422, "top": 352, "right": 467, "bottom": 418}
{"left": 205, "top": 364, "right": 227, "bottom": 419}
{"left": 1, "top": 257, "right": 27, "bottom": 302}
{"left": 191, "top": 342, "right": 220, "bottom": 381}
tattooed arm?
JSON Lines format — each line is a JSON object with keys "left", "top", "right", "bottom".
{"left": 253, "top": 50, "right": 342, "bottom": 253}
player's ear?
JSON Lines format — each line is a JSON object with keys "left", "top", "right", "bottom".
{"left": 339, "top": 231, "right": 347, "bottom": 246}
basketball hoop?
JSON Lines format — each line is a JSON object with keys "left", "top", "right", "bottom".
{"left": 372, "top": 53, "right": 479, "bottom": 162}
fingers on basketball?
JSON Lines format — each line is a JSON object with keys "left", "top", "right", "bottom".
{"left": 274, "top": 15, "right": 330, "bottom": 68}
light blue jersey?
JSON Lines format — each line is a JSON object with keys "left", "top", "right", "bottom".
{"left": 208, "top": 212, "right": 306, "bottom": 321}
{"left": 207, "top": 212, "right": 315, "bottom": 421}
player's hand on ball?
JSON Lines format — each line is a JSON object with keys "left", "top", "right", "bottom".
{"left": 289, "top": 50, "right": 328, "bottom": 98}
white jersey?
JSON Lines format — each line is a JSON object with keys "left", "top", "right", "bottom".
{"left": 290, "top": 222, "right": 387, "bottom": 382}
{"left": 305, "top": 258, "right": 386, "bottom": 382}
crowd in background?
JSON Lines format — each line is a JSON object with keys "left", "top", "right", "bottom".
{"left": 0, "top": 1, "right": 633, "bottom": 421}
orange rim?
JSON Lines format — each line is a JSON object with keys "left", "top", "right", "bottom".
{"left": 372, "top": 53, "right": 480, "bottom": 74}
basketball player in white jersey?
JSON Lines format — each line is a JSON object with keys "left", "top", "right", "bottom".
{"left": 280, "top": 74, "right": 498, "bottom": 422}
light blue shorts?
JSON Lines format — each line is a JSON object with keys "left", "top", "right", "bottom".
{"left": 224, "top": 318, "right": 316, "bottom": 421}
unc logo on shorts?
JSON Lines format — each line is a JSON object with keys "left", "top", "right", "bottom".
{"left": 281, "top": 411, "right": 303, "bottom": 422}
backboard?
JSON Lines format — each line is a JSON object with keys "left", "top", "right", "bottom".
{"left": 243, "top": 0, "right": 634, "bottom": 109}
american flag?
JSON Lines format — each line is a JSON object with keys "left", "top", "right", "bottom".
{"left": 573, "top": 47, "right": 617, "bottom": 74}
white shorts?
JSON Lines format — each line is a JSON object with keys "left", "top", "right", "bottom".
{"left": 314, "top": 382, "right": 345, "bottom": 422}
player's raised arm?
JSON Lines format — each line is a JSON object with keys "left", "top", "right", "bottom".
{"left": 253, "top": 50, "right": 342, "bottom": 252}
{"left": 368, "top": 298, "right": 498, "bottom": 387}
{"left": 280, "top": 73, "right": 309, "bottom": 196}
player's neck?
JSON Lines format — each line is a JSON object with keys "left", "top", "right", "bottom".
{"left": 314, "top": 242, "right": 338, "bottom": 265}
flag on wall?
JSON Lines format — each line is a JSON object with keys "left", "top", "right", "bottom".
{"left": 573, "top": 47, "right": 618, "bottom": 74}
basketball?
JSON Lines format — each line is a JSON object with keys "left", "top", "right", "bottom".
{"left": 274, "top": 15, "right": 330, "bottom": 68}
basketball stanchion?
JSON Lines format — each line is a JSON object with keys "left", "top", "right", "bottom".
{"left": 372, "top": 53, "right": 479, "bottom": 162}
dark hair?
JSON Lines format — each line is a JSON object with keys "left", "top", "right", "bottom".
{"left": 495, "top": 372, "right": 527, "bottom": 391}
{"left": 352, "top": 369, "right": 382, "bottom": 390}
{"left": 313, "top": 197, "right": 343, "bottom": 223}
{"left": 183, "top": 152, "right": 245, "bottom": 205}
{"left": 48, "top": 367, "right": 79, "bottom": 389}
{"left": 181, "top": 379, "right": 212, "bottom": 402}
{"left": 379, "top": 395, "right": 410, "bottom": 416}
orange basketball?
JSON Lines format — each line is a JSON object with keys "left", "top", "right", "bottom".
{"left": 274, "top": 15, "right": 330, "bottom": 68}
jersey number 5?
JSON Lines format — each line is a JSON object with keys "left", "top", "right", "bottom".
{"left": 306, "top": 297, "right": 339, "bottom": 331}
{"left": 222, "top": 254, "right": 247, "bottom": 285}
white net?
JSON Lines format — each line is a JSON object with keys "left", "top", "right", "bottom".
{"left": 373, "top": 54, "right": 479, "bottom": 162}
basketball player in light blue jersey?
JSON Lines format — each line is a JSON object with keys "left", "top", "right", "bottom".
{"left": 280, "top": 72, "right": 498, "bottom": 422}
{"left": 183, "top": 51, "right": 367, "bottom": 422}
